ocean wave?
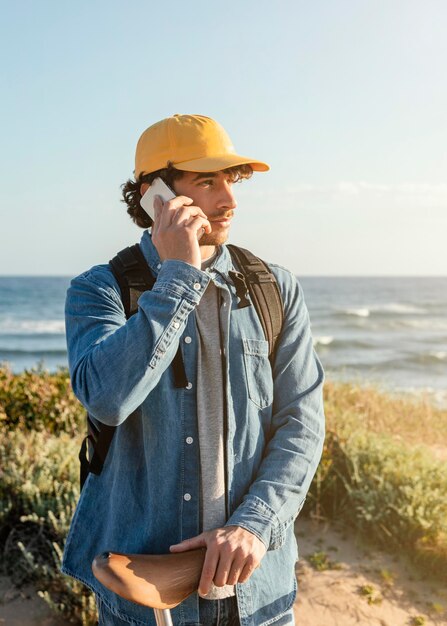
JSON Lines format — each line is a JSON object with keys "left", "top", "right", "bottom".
{"left": 313, "top": 336, "right": 374, "bottom": 350}
{"left": 336, "top": 302, "right": 428, "bottom": 318}
{"left": 0, "top": 319, "right": 65, "bottom": 335}
{"left": 343, "top": 308, "right": 370, "bottom": 317}
{"left": 373, "top": 303, "right": 428, "bottom": 315}
{"left": 346, "top": 351, "right": 447, "bottom": 370}
{"left": 314, "top": 336, "right": 334, "bottom": 346}
{"left": 406, "top": 351, "right": 447, "bottom": 366}
{"left": 395, "top": 319, "right": 447, "bottom": 331}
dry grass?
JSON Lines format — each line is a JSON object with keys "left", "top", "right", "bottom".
{"left": 323, "top": 379, "right": 447, "bottom": 451}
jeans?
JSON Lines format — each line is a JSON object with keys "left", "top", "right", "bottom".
{"left": 96, "top": 594, "right": 241, "bottom": 625}
{"left": 198, "top": 595, "right": 240, "bottom": 625}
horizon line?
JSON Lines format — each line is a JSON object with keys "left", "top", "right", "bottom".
{"left": 1, "top": 274, "right": 446, "bottom": 279}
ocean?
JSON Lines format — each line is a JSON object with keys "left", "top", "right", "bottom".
{"left": 0, "top": 275, "right": 446, "bottom": 407}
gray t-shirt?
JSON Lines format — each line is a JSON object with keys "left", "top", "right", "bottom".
{"left": 196, "top": 249, "right": 235, "bottom": 599}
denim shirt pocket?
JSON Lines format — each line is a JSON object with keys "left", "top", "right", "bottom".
{"left": 242, "top": 338, "right": 273, "bottom": 409}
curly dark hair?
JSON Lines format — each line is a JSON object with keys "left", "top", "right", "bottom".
{"left": 121, "top": 163, "right": 253, "bottom": 228}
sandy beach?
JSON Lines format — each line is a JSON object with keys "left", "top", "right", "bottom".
{"left": 294, "top": 519, "right": 446, "bottom": 626}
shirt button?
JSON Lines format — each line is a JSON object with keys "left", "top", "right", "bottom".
{"left": 184, "top": 336, "right": 192, "bottom": 344}
{"left": 157, "top": 263, "right": 162, "bottom": 269}
{"left": 186, "top": 436, "right": 193, "bottom": 444}
{"left": 186, "top": 382, "right": 193, "bottom": 390}
{"left": 184, "top": 493, "right": 191, "bottom": 501}
{"left": 173, "top": 321, "right": 180, "bottom": 329}
{"left": 193, "top": 282, "right": 201, "bottom": 291}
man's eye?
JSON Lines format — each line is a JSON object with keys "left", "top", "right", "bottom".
{"left": 200, "top": 179, "right": 214, "bottom": 186}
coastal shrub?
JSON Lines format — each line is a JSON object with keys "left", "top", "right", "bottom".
{"left": 344, "top": 433, "right": 447, "bottom": 547}
{"left": 306, "top": 429, "right": 447, "bottom": 580}
{"left": 0, "top": 428, "right": 96, "bottom": 624}
{"left": 0, "top": 429, "right": 79, "bottom": 527}
{"left": 0, "top": 363, "right": 84, "bottom": 435}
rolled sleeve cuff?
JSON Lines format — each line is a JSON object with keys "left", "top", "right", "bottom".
{"left": 225, "top": 495, "right": 284, "bottom": 551}
{"left": 152, "top": 260, "right": 210, "bottom": 304}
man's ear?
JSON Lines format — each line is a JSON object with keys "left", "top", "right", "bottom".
{"left": 140, "top": 182, "right": 150, "bottom": 196}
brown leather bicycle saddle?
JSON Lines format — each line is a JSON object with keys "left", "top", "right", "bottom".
{"left": 92, "top": 549, "right": 206, "bottom": 609}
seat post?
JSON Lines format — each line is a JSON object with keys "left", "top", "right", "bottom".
{"left": 154, "top": 608, "right": 174, "bottom": 626}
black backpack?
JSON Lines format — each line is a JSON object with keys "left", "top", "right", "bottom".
{"left": 79, "top": 243, "right": 284, "bottom": 489}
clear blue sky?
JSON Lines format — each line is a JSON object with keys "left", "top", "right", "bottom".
{"left": 1, "top": 0, "right": 446, "bottom": 276}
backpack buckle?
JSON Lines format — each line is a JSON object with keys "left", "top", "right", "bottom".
{"left": 229, "top": 271, "right": 251, "bottom": 308}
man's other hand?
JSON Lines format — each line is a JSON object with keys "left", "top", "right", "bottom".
{"left": 169, "top": 525, "right": 267, "bottom": 596}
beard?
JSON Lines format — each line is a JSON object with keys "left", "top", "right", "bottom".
{"left": 199, "top": 211, "right": 233, "bottom": 246}
{"left": 199, "top": 227, "right": 230, "bottom": 247}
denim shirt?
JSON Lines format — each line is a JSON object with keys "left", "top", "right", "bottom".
{"left": 61, "top": 230, "right": 325, "bottom": 626}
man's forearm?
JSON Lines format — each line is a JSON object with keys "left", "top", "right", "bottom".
{"left": 66, "top": 260, "right": 210, "bottom": 425}
{"left": 225, "top": 271, "right": 326, "bottom": 550}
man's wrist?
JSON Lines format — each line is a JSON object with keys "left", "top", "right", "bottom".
{"left": 153, "top": 260, "right": 210, "bottom": 304}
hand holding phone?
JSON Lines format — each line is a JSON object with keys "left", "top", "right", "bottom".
{"left": 140, "top": 178, "right": 212, "bottom": 269}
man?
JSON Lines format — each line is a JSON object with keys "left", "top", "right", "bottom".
{"left": 61, "top": 114, "right": 325, "bottom": 625}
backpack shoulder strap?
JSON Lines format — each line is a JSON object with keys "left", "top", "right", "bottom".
{"left": 80, "top": 244, "right": 152, "bottom": 489}
{"left": 227, "top": 244, "right": 284, "bottom": 363}
{"left": 80, "top": 244, "right": 188, "bottom": 489}
{"left": 109, "top": 243, "right": 156, "bottom": 317}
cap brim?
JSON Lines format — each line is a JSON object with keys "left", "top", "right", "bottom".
{"left": 172, "top": 153, "right": 270, "bottom": 173}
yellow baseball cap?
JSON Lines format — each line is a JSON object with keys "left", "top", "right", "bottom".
{"left": 134, "top": 114, "right": 270, "bottom": 177}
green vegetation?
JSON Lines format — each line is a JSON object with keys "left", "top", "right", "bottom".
{"left": 427, "top": 602, "right": 444, "bottom": 615}
{"left": 306, "top": 550, "right": 342, "bottom": 571}
{"left": 0, "top": 363, "right": 94, "bottom": 623}
{"left": 378, "top": 568, "right": 395, "bottom": 587}
{"left": 0, "top": 364, "right": 446, "bottom": 624}
{"left": 358, "top": 584, "right": 382, "bottom": 605}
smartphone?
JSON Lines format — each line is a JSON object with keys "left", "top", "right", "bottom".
{"left": 140, "top": 177, "right": 176, "bottom": 221}
{"left": 140, "top": 177, "right": 205, "bottom": 240}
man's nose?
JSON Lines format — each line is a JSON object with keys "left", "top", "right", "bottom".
{"left": 218, "top": 181, "right": 237, "bottom": 210}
